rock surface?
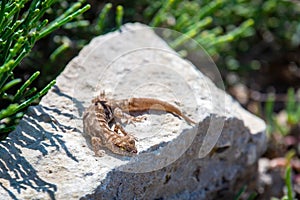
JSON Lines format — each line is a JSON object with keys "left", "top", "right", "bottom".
{"left": 0, "top": 23, "right": 266, "bottom": 200}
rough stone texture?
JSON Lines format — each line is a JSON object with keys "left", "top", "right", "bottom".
{"left": 0, "top": 23, "right": 266, "bottom": 200}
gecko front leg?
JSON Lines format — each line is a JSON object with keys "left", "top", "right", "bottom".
{"left": 91, "top": 137, "right": 106, "bottom": 157}
{"left": 113, "top": 122, "right": 138, "bottom": 141}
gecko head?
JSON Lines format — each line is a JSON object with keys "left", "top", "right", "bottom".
{"left": 117, "top": 138, "right": 137, "bottom": 154}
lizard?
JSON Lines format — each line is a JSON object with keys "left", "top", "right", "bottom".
{"left": 83, "top": 92, "right": 196, "bottom": 156}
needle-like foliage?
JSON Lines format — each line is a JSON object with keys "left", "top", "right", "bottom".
{"left": 0, "top": 0, "right": 90, "bottom": 136}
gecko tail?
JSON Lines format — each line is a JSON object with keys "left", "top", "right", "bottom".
{"left": 182, "top": 115, "right": 197, "bottom": 125}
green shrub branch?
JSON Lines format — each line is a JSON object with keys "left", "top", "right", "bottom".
{"left": 0, "top": 0, "right": 90, "bottom": 135}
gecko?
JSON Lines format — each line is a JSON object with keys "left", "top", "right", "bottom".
{"left": 83, "top": 92, "right": 196, "bottom": 156}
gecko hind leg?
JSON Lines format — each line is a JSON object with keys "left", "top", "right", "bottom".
{"left": 113, "top": 122, "right": 138, "bottom": 141}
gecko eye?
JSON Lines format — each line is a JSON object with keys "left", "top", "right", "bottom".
{"left": 128, "top": 140, "right": 135, "bottom": 145}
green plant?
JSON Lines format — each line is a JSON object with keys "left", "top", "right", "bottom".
{"left": 142, "top": 0, "right": 300, "bottom": 72}
{"left": 234, "top": 186, "right": 257, "bottom": 200}
{"left": 286, "top": 88, "right": 300, "bottom": 125}
{"left": 271, "top": 151, "right": 295, "bottom": 200}
{"left": 284, "top": 165, "right": 294, "bottom": 200}
{"left": 270, "top": 165, "right": 294, "bottom": 200}
{"left": 21, "top": 2, "right": 124, "bottom": 89}
{"left": 265, "top": 93, "right": 276, "bottom": 135}
{"left": 0, "top": 0, "right": 90, "bottom": 136}
{"left": 144, "top": 0, "right": 254, "bottom": 57}
{"left": 264, "top": 88, "right": 300, "bottom": 136}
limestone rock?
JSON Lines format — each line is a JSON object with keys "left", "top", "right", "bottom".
{"left": 0, "top": 23, "right": 266, "bottom": 200}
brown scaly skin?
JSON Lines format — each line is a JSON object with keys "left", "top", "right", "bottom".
{"left": 83, "top": 92, "right": 196, "bottom": 156}
{"left": 83, "top": 97, "right": 137, "bottom": 156}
